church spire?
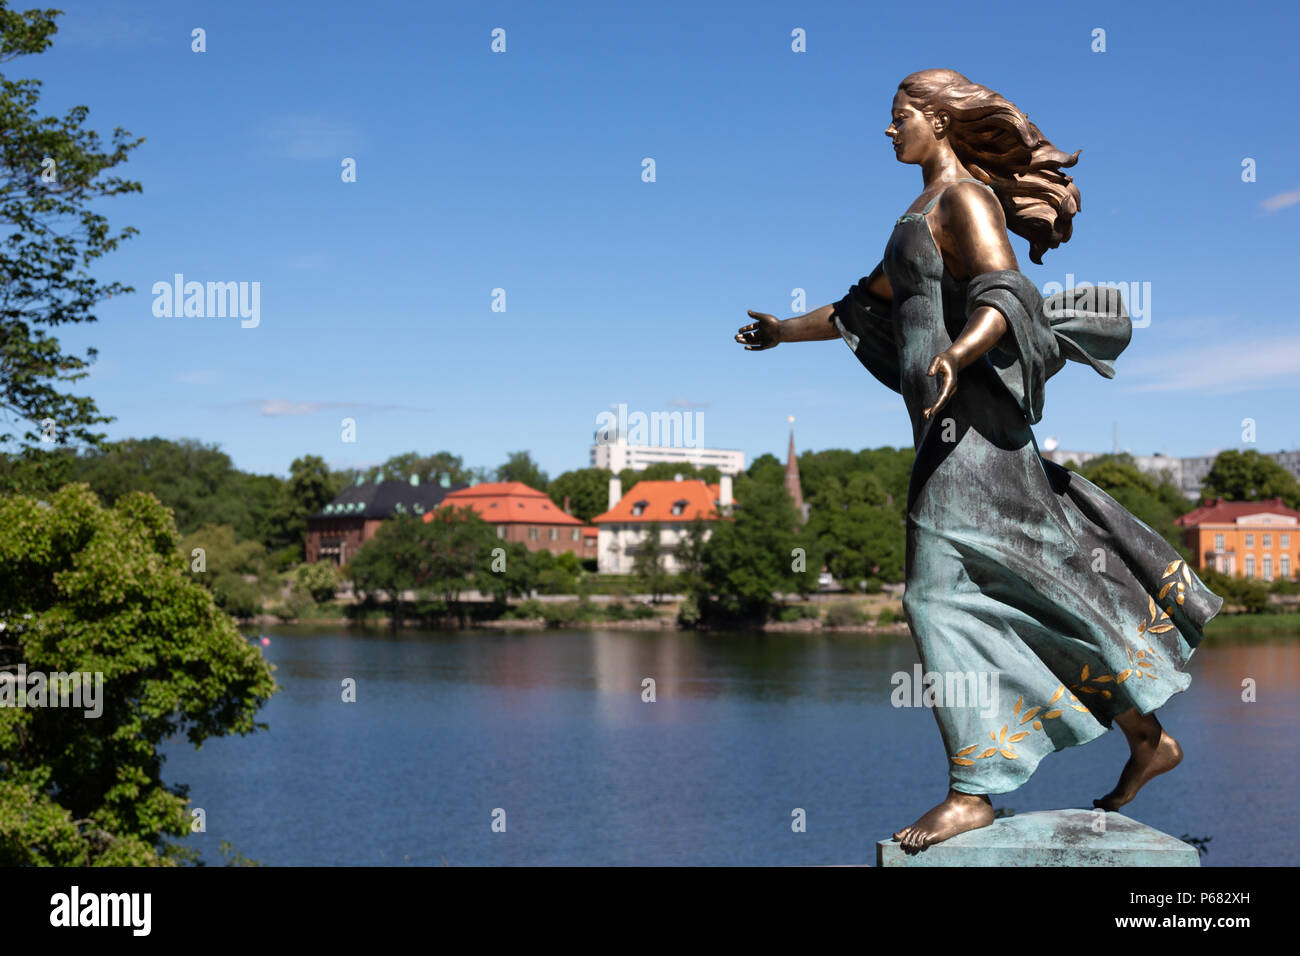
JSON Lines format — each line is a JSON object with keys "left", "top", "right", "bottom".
{"left": 784, "top": 417, "right": 804, "bottom": 523}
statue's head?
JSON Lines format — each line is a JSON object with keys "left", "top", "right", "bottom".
{"left": 887, "top": 69, "right": 1082, "bottom": 264}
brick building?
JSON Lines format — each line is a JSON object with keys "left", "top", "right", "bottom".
{"left": 1175, "top": 497, "right": 1299, "bottom": 580}
{"left": 305, "top": 477, "right": 465, "bottom": 565}
{"left": 427, "top": 481, "right": 596, "bottom": 559}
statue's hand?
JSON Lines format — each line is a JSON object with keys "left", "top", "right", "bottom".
{"left": 735, "top": 310, "right": 781, "bottom": 351}
{"left": 922, "top": 351, "right": 959, "bottom": 421}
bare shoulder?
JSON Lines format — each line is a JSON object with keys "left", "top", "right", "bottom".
{"left": 934, "top": 180, "right": 1018, "bottom": 275}
{"left": 938, "top": 180, "right": 1006, "bottom": 227}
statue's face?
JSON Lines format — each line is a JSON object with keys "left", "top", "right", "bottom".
{"left": 885, "top": 91, "right": 938, "bottom": 165}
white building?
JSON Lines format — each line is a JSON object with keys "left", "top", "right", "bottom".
{"left": 592, "top": 474, "right": 733, "bottom": 574}
{"left": 590, "top": 437, "right": 745, "bottom": 475}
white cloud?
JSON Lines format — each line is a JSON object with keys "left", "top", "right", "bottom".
{"left": 1260, "top": 188, "right": 1300, "bottom": 214}
{"left": 1121, "top": 334, "right": 1300, "bottom": 393}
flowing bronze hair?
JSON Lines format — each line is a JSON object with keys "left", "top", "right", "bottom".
{"left": 898, "top": 69, "right": 1080, "bottom": 264}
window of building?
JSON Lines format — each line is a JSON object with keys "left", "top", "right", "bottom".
{"left": 549, "top": 527, "right": 558, "bottom": 541}
{"left": 1214, "top": 533, "right": 1224, "bottom": 551}
{"left": 1263, "top": 534, "right": 1272, "bottom": 548}
{"left": 1283, "top": 534, "right": 1291, "bottom": 548}
{"left": 571, "top": 528, "right": 580, "bottom": 541}
{"left": 1245, "top": 555, "right": 1255, "bottom": 578}
{"left": 1245, "top": 534, "right": 1254, "bottom": 547}
{"left": 529, "top": 527, "right": 538, "bottom": 540}
{"left": 671, "top": 499, "right": 687, "bottom": 516}
{"left": 1263, "top": 556, "right": 1273, "bottom": 580}
{"left": 632, "top": 501, "right": 648, "bottom": 516}
{"left": 1282, "top": 556, "right": 1292, "bottom": 579}
{"left": 497, "top": 526, "right": 506, "bottom": 539}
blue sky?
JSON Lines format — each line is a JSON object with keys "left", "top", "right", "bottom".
{"left": 25, "top": 0, "right": 1300, "bottom": 479}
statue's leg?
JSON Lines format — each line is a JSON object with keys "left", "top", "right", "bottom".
{"left": 1093, "top": 707, "right": 1183, "bottom": 811}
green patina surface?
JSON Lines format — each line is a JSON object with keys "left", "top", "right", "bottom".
{"left": 877, "top": 809, "right": 1200, "bottom": 867}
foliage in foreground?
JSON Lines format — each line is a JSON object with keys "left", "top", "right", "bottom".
{"left": 0, "top": 485, "right": 276, "bottom": 865}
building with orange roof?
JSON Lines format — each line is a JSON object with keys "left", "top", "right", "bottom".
{"left": 426, "top": 481, "right": 597, "bottom": 558}
{"left": 1175, "top": 496, "right": 1299, "bottom": 580}
{"left": 591, "top": 474, "right": 733, "bottom": 574}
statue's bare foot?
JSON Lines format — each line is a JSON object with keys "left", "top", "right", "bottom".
{"left": 1094, "top": 710, "right": 1182, "bottom": 811}
{"left": 893, "top": 789, "right": 993, "bottom": 852}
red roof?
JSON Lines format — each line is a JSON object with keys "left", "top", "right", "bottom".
{"left": 426, "top": 481, "right": 584, "bottom": 526}
{"left": 592, "top": 479, "right": 722, "bottom": 524}
{"left": 1175, "top": 496, "right": 1300, "bottom": 526}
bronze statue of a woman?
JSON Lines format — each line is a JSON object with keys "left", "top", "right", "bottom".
{"left": 735, "top": 69, "right": 1222, "bottom": 850}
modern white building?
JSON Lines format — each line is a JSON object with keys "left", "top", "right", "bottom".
{"left": 589, "top": 434, "right": 745, "bottom": 476}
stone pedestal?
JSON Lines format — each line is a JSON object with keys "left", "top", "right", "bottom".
{"left": 877, "top": 809, "right": 1200, "bottom": 867}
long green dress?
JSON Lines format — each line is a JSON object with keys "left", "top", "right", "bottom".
{"left": 831, "top": 179, "right": 1222, "bottom": 794}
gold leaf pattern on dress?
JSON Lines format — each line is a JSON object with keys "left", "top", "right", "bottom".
{"left": 1181, "top": 564, "right": 1192, "bottom": 586}
{"left": 1163, "top": 560, "right": 1181, "bottom": 577}
{"left": 952, "top": 676, "right": 1100, "bottom": 767}
{"left": 1159, "top": 582, "right": 1174, "bottom": 600}
{"left": 1117, "top": 669, "right": 1132, "bottom": 682}
{"left": 1081, "top": 664, "right": 1090, "bottom": 682}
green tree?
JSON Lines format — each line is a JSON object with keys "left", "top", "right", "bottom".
{"left": 73, "top": 437, "right": 256, "bottom": 537}
{"left": 480, "top": 541, "right": 537, "bottom": 605}
{"left": 294, "top": 561, "right": 339, "bottom": 603}
{"left": 548, "top": 467, "right": 613, "bottom": 521}
{"left": 0, "top": 485, "right": 275, "bottom": 865}
{"left": 496, "top": 450, "right": 548, "bottom": 491}
{"left": 348, "top": 508, "right": 509, "bottom": 625}
{"left": 345, "top": 514, "right": 430, "bottom": 622}
{"left": 529, "top": 547, "right": 581, "bottom": 595}
{"left": 178, "top": 524, "right": 272, "bottom": 619}
{"left": 0, "top": 5, "right": 142, "bottom": 448}
{"left": 1200, "top": 450, "right": 1300, "bottom": 509}
{"left": 807, "top": 472, "right": 906, "bottom": 586}
{"left": 265, "top": 454, "right": 343, "bottom": 560}
{"left": 422, "top": 506, "right": 511, "bottom": 625}
{"left": 632, "top": 521, "right": 671, "bottom": 603}
{"left": 689, "top": 477, "right": 818, "bottom": 623}
{"left": 363, "top": 450, "right": 471, "bottom": 487}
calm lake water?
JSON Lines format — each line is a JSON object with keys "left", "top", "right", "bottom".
{"left": 162, "top": 627, "right": 1300, "bottom": 866}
